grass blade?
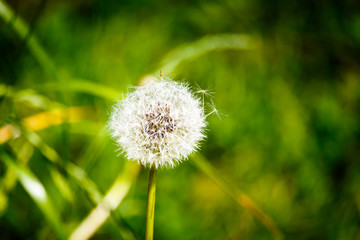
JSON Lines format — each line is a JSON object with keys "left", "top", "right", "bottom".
{"left": 69, "top": 162, "right": 141, "bottom": 240}
{"left": 160, "top": 34, "right": 259, "bottom": 73}
{"left": 191, "top": 154, "right": 283, "bottom": 240}
{"left": 0, "top": 0, "right": 56, "bottom": 78}
{"left": 21, "top": 129, "right": 104, "bottom": 204}
{"left": 40, "top": 79, "right": 122, "bottom": 100}
{"left": 1, "top": 152, "right": 67, "bottom": 239}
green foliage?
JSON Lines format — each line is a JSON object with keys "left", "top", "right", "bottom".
{"left": 1, "top": 0, "right": 360, "bottom": 239}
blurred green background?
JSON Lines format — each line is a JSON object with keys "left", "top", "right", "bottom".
{"left": 1, "top": 0, "right": 360, "bottom": 239}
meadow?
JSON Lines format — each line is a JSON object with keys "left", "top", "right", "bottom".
{"left": 1, "top": 0, "right": 360, "bottom": 239}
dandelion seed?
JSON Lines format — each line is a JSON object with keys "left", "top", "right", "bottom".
{"left": 206, "top": 101, "right": 222, "bottom": 120}
{"left": 194, "top": 83, "right": 214, "bottom": 116}
{"left": 109, "top": 78, "right": 206, "bottom": 168}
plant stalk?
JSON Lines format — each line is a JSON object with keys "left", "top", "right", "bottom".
{"left": 145, "top": 166, "right": 157, "bottom": 240}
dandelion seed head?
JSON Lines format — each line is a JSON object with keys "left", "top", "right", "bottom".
{"left": 109, "top": 79, "right": 206, "bottom": 168}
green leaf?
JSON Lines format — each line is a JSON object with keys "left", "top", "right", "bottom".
{"left": 40, "top": 79, "right": 122, "bottom": 100}
{"left": 160, "top": 34, "right": 259, "bottom": 74}
{"left": 22, "top": 129, "right": 104, "bottom": 204}
{"left": 50, "top": 168, "right": 74, "bottom": 203}
{"left": 1, "top": 152, "right": 67, "bottom": 239}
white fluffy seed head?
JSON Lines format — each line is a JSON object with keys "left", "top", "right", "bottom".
{"left": 109, "top": 78, "right": 206, "bottom": 168}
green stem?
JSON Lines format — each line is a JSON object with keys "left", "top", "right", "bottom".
{"left": 145, "top": 166, "right": 157, "bottom": 240}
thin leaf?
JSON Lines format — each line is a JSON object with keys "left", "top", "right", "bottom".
{"left": 40, "top": 79, "right": 122, "bottom": 100}
{"left": 1, "top": 152, "right": 67, "bottom": 239}
{"left": 50, "top": 168, "right": 74, "bottom": 203}
{"left": 0, "top": 113, "right": 105, "bottom": 204}
{"left": 0, "top": 0, "right": 56, "bottom": 78}
{"left": 191, "top": 154, "right": 283, "bottom": 240}
{"left": 160, "top": 34, "right": 259, "bottom": 74}
{"left": 13, "top": 89, "right": 65, "bottom": 110}
{"left": 0, "top": 106, "right": 97, "bottom": 144}
{"left": 69, "top": 162, "right": 141, "bottom": 240}
{"left": 21, "top": 129, "right": 104, "bottom": 204}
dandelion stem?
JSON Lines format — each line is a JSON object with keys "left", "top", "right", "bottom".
{"left": 145, "top": 166, "right": 157, "bottom": 240}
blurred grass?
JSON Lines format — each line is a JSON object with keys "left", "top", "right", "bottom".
{"left": 0, "top": 0, "right": 56, "bottom": 78}
{"left": 0, "top": 103, "right": 281, "bottom": 239}
{"left": 2, "top": 150, "right": 67, "bottom": 239}
{"left": 1, "top": 0, "right": 360, "bottom": 240}
{"left": 191, "top": 154, "right": 283, "bottom": 240}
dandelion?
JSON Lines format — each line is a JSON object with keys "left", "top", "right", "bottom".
{"left": 109, "top": 77, "right": 206, "bottom": 168}
{"left": 109, "top": 73, "right": 213, "bottom": 240}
